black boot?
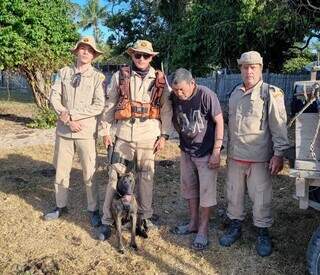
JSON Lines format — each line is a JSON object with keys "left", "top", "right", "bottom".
{"left": 44, "top": 207, "right": 67, "bottom": 221}
{"left": 219, "top": 219, "right": 242, "bottom": 247}
{"left": 256, "top": 227, "right": 272, "bottom": 257}
{"left": 88, "top": 210, "right": 101, "bottom": 227}
{"left": 98, "top": 224, "right": 112, "bottom": 241}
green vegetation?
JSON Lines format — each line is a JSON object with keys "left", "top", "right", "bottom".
{"left": 283, "top": 57, "right": 312, "bottom": 74}
{"left": 0, "top": 0, "right": 79, "bottom": 108}
{"left": 27, "top": 107, "right": 57, "bottom": 129}
{"left": 105, "top": 0, "right": 320, "bottom": 75}
{"left": 78, "top": 0, "right": 108, "bottom": 44}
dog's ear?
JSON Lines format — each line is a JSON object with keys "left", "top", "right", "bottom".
{"left": 127, "top": 171, "right": 135, "bottom": 179}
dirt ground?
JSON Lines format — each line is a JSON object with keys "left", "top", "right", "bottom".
{"left": 1, "top": 97, "right": 320, "bottom": 275}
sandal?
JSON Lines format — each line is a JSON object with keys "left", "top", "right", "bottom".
{"left": 191, "top": 234, "right": 209, "bottom": 251}
{"left": 170, "top": 224, "right": 197, "bottom": 235}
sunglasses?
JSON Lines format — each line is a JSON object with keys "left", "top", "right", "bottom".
{"left": 133, "top": 53, "right": 152, "bottom": 60}
{"left": 71, "top": 73, "right": 81, "bottom": 88}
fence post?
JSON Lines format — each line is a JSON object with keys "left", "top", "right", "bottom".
{"left": 215, "top": 72, "right": 219, "bottom": 95}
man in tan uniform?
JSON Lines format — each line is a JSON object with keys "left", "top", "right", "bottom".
{"left": 44, "top": 36, "right": 105, "bottom": 227}
{"left": 99, "top": 40, "right": 173, "bottom": 238}
{"left": 219, "top": 51, "right": 289, "bottom": 257}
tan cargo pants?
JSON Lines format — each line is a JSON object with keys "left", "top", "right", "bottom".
{"left": 102, "top": 137, "right": 155, "bottom": 225}
{"left": 226, "top": 159, "right": 273, "bottom": 227}
{"left": 53, "top": 136, "right": 98, "bottom": 211}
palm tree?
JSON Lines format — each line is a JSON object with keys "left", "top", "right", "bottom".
{"left": 79, "top": 0, "right": 108, "bottom": 43}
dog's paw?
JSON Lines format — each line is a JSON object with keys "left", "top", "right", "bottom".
{"left": 130, "top": 243, "right": 138, "bottom": 251}
{"left": 136, "top": 228, "right": 148, "bottom": 239}
{"left": 118, "top": 248, "right": 125, "bottom": 254}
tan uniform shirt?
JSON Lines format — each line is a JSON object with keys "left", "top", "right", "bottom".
{"left": 99, "top": 66, "right": 173, "bottom": 142}
{"left": 50, "top": 65, "right": 105, "bottom": 139}
{"left": 228, "top": 80, "right": 289, "bottom": 161}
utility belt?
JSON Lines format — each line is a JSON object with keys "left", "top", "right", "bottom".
{"left": 115, "top": 99, "right": 160, "bottom": 121}
{"left": 111, "top": 151, "right": 135, "bottom": 171}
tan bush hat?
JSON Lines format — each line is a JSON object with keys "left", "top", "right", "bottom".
{"left": 237, "top": 51, "right": 263, "bottom": 66}
{"left": 127, "top": 40, "right": 159, "bottom": 56}
{"left": 71, "top": 36, "right": 103, "bottom": 56}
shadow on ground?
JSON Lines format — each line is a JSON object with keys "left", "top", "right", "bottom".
{"left": 154, "top": 160, "right": 320, "bottom": 274}
{"left": 1, "top": 149, "right": 320, "bottom": 274}
{"left": 0, "top": 113, "right": 33, "bottom": 125}
{"left": 0, "top": 153, "right": 108, "bottom": 240}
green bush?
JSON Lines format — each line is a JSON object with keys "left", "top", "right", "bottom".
{"left": 283, "top": 56, "right": 312, "bottom": 73}
{"left": 27, "top": 107, "right": 57, "bottom": 129}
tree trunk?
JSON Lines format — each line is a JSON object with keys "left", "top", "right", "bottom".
{"left": 21, "top": 67, "right": 51, "bottom": 109}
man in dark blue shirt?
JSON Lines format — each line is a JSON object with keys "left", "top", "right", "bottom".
{"left": 170, "top": 68, "right": 224, "bottom": 250}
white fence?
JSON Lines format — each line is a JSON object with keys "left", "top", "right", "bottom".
{"left": 0, "top": 71, "right": 29, "bottom": 90}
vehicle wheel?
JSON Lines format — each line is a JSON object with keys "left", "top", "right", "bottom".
{"left": 307, "top": 226, "right": 320, "bottom": 275}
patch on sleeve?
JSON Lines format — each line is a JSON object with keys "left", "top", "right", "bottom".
{"left": 271, "top": 88, "right": 284, "bottom": 98}
{"left": 99, "top": 74, "right": 105, "bottom": 81}
{"left": 272, "top": 88, "right": 287, "bottom": 118}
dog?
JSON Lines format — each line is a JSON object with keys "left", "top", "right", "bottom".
{"left": 111, "top": 171, "right": 147, "bottom": 253}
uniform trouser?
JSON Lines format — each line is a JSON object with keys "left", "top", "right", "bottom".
{"left": 226, "top": 159, "right": 273, "bottom": 228}
{"left": 102, "top": 137, "right": 155, "bottom": 225}
{"left": 53, "top": 136, "right": 98, "bottom": 211}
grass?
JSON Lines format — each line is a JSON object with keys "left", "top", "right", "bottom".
{"left": 0, "top": 88, "right": 34, "bottom": 103}
{"left": 0, "top": 89, "right": 37, "bottom": 119}
{"left": 1, "top": 90, "right": 319, "bottom": 274}
{"left": 0, "top": 141, "right": 319, "bottom": 274}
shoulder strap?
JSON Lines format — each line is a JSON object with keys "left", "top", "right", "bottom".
{"left": 150, "top": 70, "right": 166, "bottom": 106}
{"left": 260, "top": 82, "right": 270, "bottom": 101}
{"left": 227, "top": 82, "right": 242, "bottom": 100}
{"left": 259, "top": 82, "right": 271, "bottom": 130}
{"left": 155, "top": 70, "right": 166, "bottom": 88}
{"left": 119, "top": 65, "right": 131, "bottom": 99}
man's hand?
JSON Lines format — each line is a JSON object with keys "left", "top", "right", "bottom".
{"left": 208, "top": 149, "right": 221, "bottom": 169}
{"left": 269, "top": 155, "right": 284, "bottom": 175}
{"left": 60, "top": 111, "right": 70, "bottom": 124}
{"left": 153, "top": 136, "right": 166, "bottom": 154}
{"left": 68, "top": 121, "right": 82, "bottom": 132}
{"left": 103, "top": 135, "right": 113, "bottom": 148}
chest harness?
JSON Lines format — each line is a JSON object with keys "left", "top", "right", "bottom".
{"left": 114, "top": 66, "right": 166, "bottom": 121}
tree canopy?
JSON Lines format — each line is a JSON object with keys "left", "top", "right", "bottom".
{"left": 105, "top": 0, "right": 320, "bottom": 75}
{"left": 0, "top": 0, "right": 79, "bottom": 107}
{"left": 79, "top": 0, "right": 108, "bottom": 43}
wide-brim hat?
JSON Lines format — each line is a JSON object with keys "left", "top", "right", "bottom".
{"left": 127, "top": 40, "right": 159, "bottom": 56}
{"left": 237, "top": 51, "right": 263, "bottom": 66}
{"left": 71, "top": 36, "right": 103, "bottom": 56}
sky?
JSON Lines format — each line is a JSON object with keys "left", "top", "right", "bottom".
{"left": 71, "top": 0, "right": 128, "bottom": 39}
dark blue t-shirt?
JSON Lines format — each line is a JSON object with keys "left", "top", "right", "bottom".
{"left": 171, "top": 85, "right": 222, "bottom": 157}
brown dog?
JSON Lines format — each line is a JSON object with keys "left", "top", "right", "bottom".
{"left": 111, "top": 172, "right": 139, "bottom": 253}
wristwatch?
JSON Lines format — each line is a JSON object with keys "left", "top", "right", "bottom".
{"left": 160, "top": 134, "right": 169, "bottom": 140}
